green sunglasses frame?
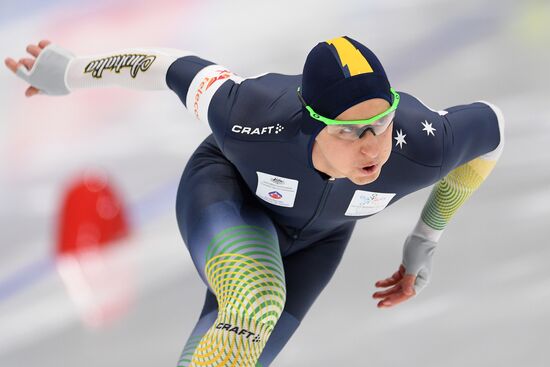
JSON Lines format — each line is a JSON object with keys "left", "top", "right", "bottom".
{"left": 297, "top": 87, "right": 400, "bottom": 126}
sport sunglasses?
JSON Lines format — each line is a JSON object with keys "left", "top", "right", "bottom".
{"left": 297, "top": 87, "right": 400, "bottom": 140}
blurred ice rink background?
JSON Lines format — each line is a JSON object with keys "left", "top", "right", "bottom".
{"left": 1, "top": 0, "right": 549, "bottom": 366}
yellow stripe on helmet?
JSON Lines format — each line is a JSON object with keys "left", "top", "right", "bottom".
{"left": 326, "top": 37, "right": 374, "bottom": 76}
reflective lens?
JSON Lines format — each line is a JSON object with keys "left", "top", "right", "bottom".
{"left": 326, "top": 110, "right": 395, "bottom": 140}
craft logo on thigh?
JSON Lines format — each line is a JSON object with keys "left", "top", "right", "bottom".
{"left": 215, "top": 323, "right": 262, "bottom": 343}
{"left": 84, "top": 54, "right": 157, "bottom": 78}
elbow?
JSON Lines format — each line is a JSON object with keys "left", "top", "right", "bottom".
{"left": 478, "top": 101, "right": 505, "bottom": 161}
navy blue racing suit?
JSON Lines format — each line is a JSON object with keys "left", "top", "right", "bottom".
{"left": 167, "top": 56, "right": 501, "bottom": 366}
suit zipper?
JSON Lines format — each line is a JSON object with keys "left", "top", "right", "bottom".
{"left": 292, "top": 177, "right": 335, "bottom": 240}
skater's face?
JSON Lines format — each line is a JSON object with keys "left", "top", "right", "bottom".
{"left": 312, "top": 98, "right": 393, "bottom": 185}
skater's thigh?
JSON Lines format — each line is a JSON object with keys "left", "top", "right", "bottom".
{"left": 283, "top": 222, "right": 356, "bottom": 321}
{"left": 195, "top": 221, "right": 356, "bottom": 324}
{"left": 176, "top": 135, "right": 283, "bottom": 293}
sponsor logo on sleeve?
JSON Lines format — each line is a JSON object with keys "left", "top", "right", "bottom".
{"left": 186, "top": 65, "right": 243, "bottom": 122}
{"left": 193, "top": 69, "right": 232, "bottom": 120}
{"left": 84, "top": 54, "right": 156, "bottom": 78}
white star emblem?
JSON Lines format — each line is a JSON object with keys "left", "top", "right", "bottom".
{"left": 394, "top": 129, "right": 407, "bottom": 149}
{"left": 421, "top": 120, "right": 436, "bottom": 136}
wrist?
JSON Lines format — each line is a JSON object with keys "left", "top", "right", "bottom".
{"left": 402, "top": 234, "right": 437, "bottom": 294}
{"left": 412, "top": 219, "right": 443, "bottom": 243}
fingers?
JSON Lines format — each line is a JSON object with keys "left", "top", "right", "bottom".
{"left": 372, "top": 284, "right": 401, "bottom": 299}
{"left": 19, "top": 58, "right": 35, "bottom": 71}
{"left": 375, "top": 266, "right": 405, "bottom": 288}
{"left": 26, "top": 39, "right": 51, "bottom": 55}
{"left": 5, "top": 40, "right": 51, "bottom": 73}
{"left": 398, "top": 264, "right": 406, "bottom": 274}
{"left": 25, "top": 86, "right": 40, "bottom": 97}
{"left": 373, "top": 271, "right": 417, "bottom": 309}
{"left": 401, "top": 274, "right": 416, "bottom": 296}
{"left": 7, "top": 58, "right": 40, "bottom": 96}
{"left": 376, "top": 287, "right": 415, "bottom": 308}
{"left": 4, "top": 57, "right": 18, "bottom": 73}
{"left": 5, "top": 40, "right": 50, "bottom": 97}
{"left": 26, "top": 44, "right": 41, "bottom": 58}
{"left": 38, "top": 40, "right": 51, "bottom": 49}
{"left": 4, "top": 57, "right": 35, "bottom": 74}
{"left": 27, "top": 40, "right": 51, "bottom": 57}
{"left": 375, "top": 271, "right": 401, "bottom": 287}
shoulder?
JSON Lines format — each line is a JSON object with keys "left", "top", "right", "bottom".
{"left": 224, "top": 73, "right": 304, "bottom": 141}
{"left": 390, "top": 91, "right": 448, "bottom": 167}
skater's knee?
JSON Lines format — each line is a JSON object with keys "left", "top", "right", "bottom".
{"left": 188, "top": 270, "right": 286, "bottom": 367}
{"left": 209, "top": 251, "right": 287, "bottom": 330}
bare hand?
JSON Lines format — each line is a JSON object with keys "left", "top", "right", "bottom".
{"left": 373, "top": 264, "right": 416, "bottom": 308}
{"left": 4, "top": 40, "right": 51, "bottom": 97}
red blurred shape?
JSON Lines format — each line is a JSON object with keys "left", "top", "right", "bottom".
{"left": 56, "top": 171, "right": 135, "bottom": 328}
{"left": 57, "top": 172, "right": 129, "bottom": 255}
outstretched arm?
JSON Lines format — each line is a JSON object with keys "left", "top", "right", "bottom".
{"left": 5, "top": 39, "right": 248, "bottom": 143}
{"left": 5, "top": 40, "right": 191, "bottom": 96}
{"left": 373, "top": 101, "right": 505, "bottom": 308}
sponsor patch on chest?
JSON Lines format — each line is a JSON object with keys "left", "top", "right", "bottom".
{"left": 345, "top": 190, "right": 396, "bottom": 216}
{"left": 255, "top": 172, "right": 299, "bottom": 208}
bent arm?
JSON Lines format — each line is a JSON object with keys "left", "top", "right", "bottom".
{"left": 399, "top": 102, "right": 504, "bottom": 293}
{"left": 413, "top": 101, "right": 505, "bottom": 242}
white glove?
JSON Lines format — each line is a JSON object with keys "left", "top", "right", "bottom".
{"left": 402, "top": 234, "right": 437, "bottom": 294}
{"left": 15, "top": 44, "right": 74, "bottom": 95}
